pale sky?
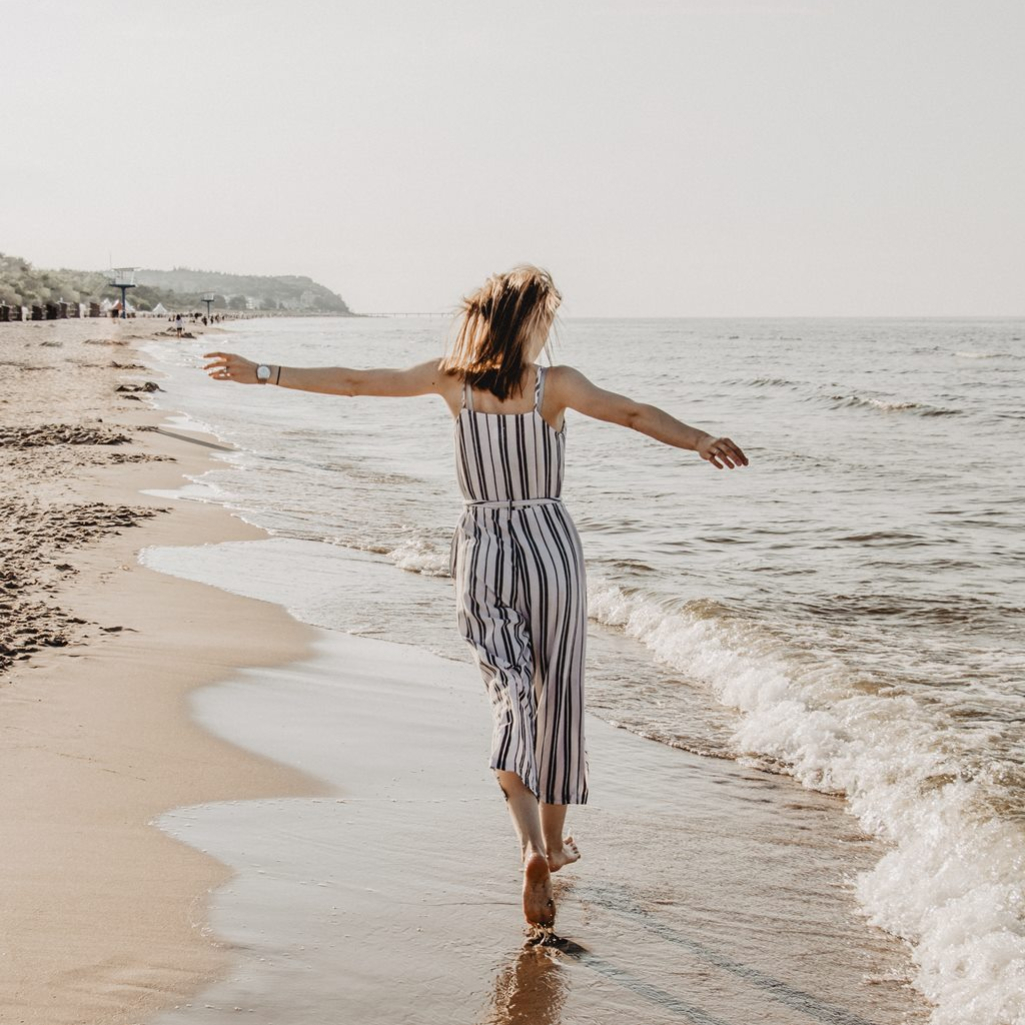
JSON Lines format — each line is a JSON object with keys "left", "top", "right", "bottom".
{"left": 2, "top": 0, "right": 1022, "bottom": 316}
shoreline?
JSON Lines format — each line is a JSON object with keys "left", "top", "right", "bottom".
{"left": 137, "top": 544, "right": 934, "bottom": 1025}
{"left": 0, "top": 317, "right": 935, "bottom": 1024}
{"left": 0, "top": 319, "right": 334, "bottom": 1023}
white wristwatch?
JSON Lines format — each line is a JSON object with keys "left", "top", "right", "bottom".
{"left": 256, "top": 364, "right": 272, "bottom": 384}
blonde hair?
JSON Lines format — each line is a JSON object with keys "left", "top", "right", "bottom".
{"left": 441, "top": 264, "right": 561, "bottom": 400}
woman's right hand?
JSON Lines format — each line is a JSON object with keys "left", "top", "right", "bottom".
{"left": 203, "top": 351, "right": 259, "bottom": 384}
{"left": 697, "top": 434, "right": 748, "bottom": 469}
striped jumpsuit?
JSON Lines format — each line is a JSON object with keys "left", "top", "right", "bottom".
{"left": 449, "top": 364, "right": 589, "bottom": 805}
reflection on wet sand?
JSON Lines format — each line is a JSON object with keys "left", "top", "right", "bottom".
{"left": 481, "top": 944, "right": 569, "bottom": 1025}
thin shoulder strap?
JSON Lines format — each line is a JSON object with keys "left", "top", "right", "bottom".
{"left": 463, "top": 377, "right": 474, "bottom": 411}
{"left": 534, "top": 365, "right": 546, "bottom": 412}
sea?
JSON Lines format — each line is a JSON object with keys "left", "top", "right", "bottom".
{"left": 138, "top": 315, "right": 1024, "bottom": 1024}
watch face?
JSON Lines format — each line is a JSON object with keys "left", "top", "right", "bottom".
{"left": 257, "top": 365, "right": 271, "bottom": 380}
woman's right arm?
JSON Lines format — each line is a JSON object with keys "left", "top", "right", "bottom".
{"left": 551, "top": 365, "right": 749, "bottom": 470}
{"left": 202, "top": 352, "right": 449, "bottom": 398}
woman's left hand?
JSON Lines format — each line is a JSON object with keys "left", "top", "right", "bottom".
{"left": 697, "top": 435, "right": 748, "bottom": 469}
{"left": 203, "top": 351, "right": 259, "bottom": 383}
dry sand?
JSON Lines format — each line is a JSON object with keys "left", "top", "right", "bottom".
{"left": 0, "top": 318, "right": 332, "bottom": 1024}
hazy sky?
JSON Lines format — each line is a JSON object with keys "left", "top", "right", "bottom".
{"left": 3, "top": 0, "right": 1022, "bottom": 316}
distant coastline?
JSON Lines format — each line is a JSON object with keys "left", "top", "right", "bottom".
{"left": 0, "top": 253, "right": 355, "bottom": 318}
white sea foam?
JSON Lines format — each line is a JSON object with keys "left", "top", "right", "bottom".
{"left": 587, "top": 579, "right": 1025, "bottom": 1025}
{"left": 388, "top": 536, "right": 450, "bottom": 576}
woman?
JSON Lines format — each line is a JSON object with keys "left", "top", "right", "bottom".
{"left": 203, "top": 264, "right": 748, "bottom": 936}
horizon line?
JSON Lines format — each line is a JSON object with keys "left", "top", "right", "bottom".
{"left": 356, "top": 312, "right": 1025, "bottom": 320}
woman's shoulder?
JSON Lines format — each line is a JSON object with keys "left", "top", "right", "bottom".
{"left": 540, "top": 364, "right": 586, "bottom": 391}
{"left": 430, "top": 359, "right": 466, "bottom": 409}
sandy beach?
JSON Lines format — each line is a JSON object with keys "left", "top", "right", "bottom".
{"left": 0, "top": 316, "right": 938, "bottom": 1024}
{"left": 0, "top": 318, "right": 332, "bottom": 1023}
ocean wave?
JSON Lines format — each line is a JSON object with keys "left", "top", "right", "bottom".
{"left": 955, "top": 351, "right": 1022, "bottom": 360}
{"left": 790, "top": 590, "right": 1022, "bottom": 629}
{"left": 587, "top": 579, "right": 1025, "bottom": 1025}
{"left": 835, "top": 530, "right": 940, "bottom": 548}
{"left": 727, "top": 376, "right": 805, "bottom": 389}
{"left": 825, "top": 392, "right": 963, "bottom": 417}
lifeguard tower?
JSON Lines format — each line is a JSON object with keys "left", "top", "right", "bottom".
{"left": 108, "top": 268, "right": 137, "bottom": 319}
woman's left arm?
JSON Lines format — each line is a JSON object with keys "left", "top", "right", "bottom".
{"left": 202, "top": 352, "right": 447, "bottom": 397}
{"left": 552, "top": 365, "right": 749, "bottom": 470}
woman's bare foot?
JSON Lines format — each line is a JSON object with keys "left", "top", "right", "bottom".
{"left": 547, "top": 835, "right": 581, "bottom": 872}
{"left": 523, "top": 851, "right": 555, "bottom": 928}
